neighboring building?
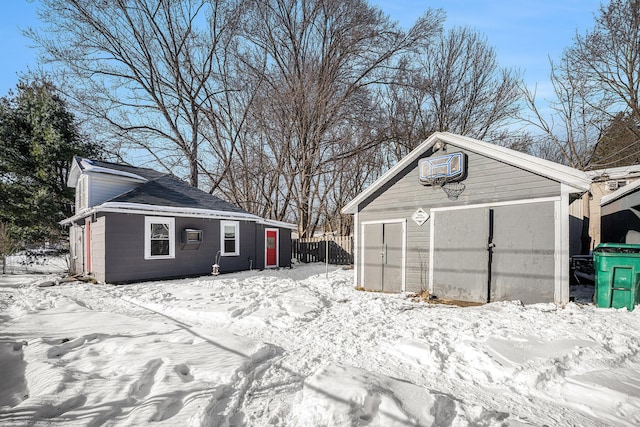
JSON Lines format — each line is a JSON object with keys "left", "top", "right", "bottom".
{"left": 585, "top": 165, "right": 640, "bottom": 249}
{"left": 61, "top": 158, "right": 295, "bottom": 283}
{"left": 600, "top": 179, "right": 640, "bottom": 244}
{"left": 342, "top": 132, "right": 591, "bottom": 305}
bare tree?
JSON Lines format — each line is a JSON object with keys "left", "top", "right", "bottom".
{"left": 566, "top": 0, "right": 640, "bottom": 136}
{"left": 521, "top": 0, "right": 640, "bottom": 169}
{"left": 378, "top": 26, "right": 523, "bottom": 163}
{"left": 30, "top": 0, "right": 245, "bottom": 187}
{"left": 521, "top": 57, "right": 605, "bottom": 169}
{"left": 240, "top": 0, "right": 443, "bottom": 237}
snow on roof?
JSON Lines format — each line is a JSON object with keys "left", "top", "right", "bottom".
{"left": 586, "top": 164, "right": 640, "bottom": 181}
{"left": 600, "top": 178, "right": 640, "bottom": 206}
{"left": 342, "top": 132, "right": 592, "bottom": 214}
{"left": 79, "top": 158, "right": 149, "bottom": 182}
{"left": 61, "top": 202, "right": 298, "bottom": 229}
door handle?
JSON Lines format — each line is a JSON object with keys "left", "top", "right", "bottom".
{"left": 380, "top": 244, "right": 387, "bottom": 263}
{"left": 486, "top": 242, "right": 495, "bottom": 250}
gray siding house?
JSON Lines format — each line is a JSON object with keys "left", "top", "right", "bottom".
{"left": 62, "top": 158, "right": 295, "bottom": 283}
{"left": 600, "top": 179, "right": 640, "bottom": 244}
{"left": 342, "top": 132, "right": 592, "bottom": 305}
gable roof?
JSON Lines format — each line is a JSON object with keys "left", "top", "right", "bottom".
{"left": 62, "top": 157, "right": 297, "bottom": 229}
{"left": 342, "top": 132, "right": 592, "bottom": 214}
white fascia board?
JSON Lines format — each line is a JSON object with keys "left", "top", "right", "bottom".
{"left": 67, "top": 157, "right": 83, "bottom": 188}
{"left": 437, "top": 133, "right": 592, "bottom": 191}
{"left": 601, "top": 178, "right": 640, "bottom": 206}
{"left": 82, "top": 161, "right": 148, "bottom": 182}
{"left": 67, "top": 157, "right": 148, "bottom": 188}
{"left": 261, "top": 218, "right": 298, "bottom": 230}
{"left": 59, "top": 202, "right": 295, "bottom": 229}
{"left": 341, "top": 132, "right": 591, "bottom": 214}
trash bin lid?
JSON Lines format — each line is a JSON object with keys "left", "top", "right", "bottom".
{"left": 594, "top": 243, "right": 640, "bottom": 254}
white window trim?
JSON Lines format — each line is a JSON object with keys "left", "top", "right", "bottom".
{"left": 220, "top": 220, "right": 240, "bottom": 256}
{"left": 77, "top": 174, "right": 88, "bottom": 211}
{"left": 144, "top": 216, "right": 175, "bottom": 260}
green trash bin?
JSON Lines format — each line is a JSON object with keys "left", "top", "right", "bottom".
{"left": 593, "top": 243, "right": 640, "bottom": 311}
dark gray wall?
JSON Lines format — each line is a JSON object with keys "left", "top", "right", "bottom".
{"left": 253, "top": 225, "right": 292, "bottom": 269}
{"left": 601, "top": 190, "right": 640, "bottom": 244}
{"left": 100, "top": 213, "right": 292, "bottom": 283}
{"left": 279, "top": 228, "right": 292, "bottom": 267}
{"left": 357, "top": 145, "right": 561, "bottom": 296}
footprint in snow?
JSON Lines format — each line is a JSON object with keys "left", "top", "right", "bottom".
{"left": 129, "top": 358, "right": 163, "bottom": 400}
{"left": 46, "top": 334, "right": 98, "bottom": 359}
{"left": 174, "top": 364, "right": 194, "bottom": 382}
{"left": 150, "top": 394, "right": 184, "bottom": 422}
{"left": 36, "top": 394, "right": 87, "bottom": 419}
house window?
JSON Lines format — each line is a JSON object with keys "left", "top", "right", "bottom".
{"left": 221, "top": 220, "right": 240, "bottom": 256}
{"left": 77, "top": 175, "right": 88, "bottom": 211}
{"left": 144, "top": 217, "right": 175, "bottom": 259}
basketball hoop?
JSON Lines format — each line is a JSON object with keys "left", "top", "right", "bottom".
{"left": 442, "top": 182, "right": 465, "bottom": 200}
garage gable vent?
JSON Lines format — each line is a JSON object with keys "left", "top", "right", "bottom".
{"left": 606, "top": 180, "right": 627, "bottom": 191}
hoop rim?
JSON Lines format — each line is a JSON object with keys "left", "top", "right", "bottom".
{"left": 441, "top": 181, "right": 466, "bottom": 200}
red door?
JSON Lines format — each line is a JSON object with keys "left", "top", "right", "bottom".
{"left": 266, "top": 229, "right": 278, "bottom": 267}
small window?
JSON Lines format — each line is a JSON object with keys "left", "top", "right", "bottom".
{"left": 220, "top": 220, "right": 239, "bottom": 256}
{"left": 144, "top": 217, "right": 175, "bottom": 259}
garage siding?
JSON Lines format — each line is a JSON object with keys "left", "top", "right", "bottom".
{"left": 357, "top": 146, "right": 561, "bottom": 293}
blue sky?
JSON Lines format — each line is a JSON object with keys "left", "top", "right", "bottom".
{"left": 0, "top": 0, "right": 602, "bottom": 97}
{"left": 372, "top": 0, "right": 603, "bottom": 96}
{"left": 0, "top": 0, "right": 39, "bottom": 94}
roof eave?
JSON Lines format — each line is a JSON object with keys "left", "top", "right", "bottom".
{"left": 60, "top": 202, "right": 298, "bottom": 229}
{"left": 341, "top": 132, "right": 591, "bottom": 214}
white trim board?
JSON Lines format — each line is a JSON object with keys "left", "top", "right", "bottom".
{"left": 61, "top": 202, "right": 298, "bottom": 229}
{"left": 429, "top": 196, "right": 561, "bottom": 213}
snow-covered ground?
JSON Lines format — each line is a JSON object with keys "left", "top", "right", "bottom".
{"left": 2, "top": 252, "right": 69, "bottom": 275}
{"left": 1, "top": 262, "right": 640, "bottom": 426}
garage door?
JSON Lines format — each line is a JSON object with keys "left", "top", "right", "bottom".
{"left": 362, "top": 222, "right": 403, "bottom": 292}
{"left": 432, "top": 202, "right": 556, "bottom": 303}
{"left": 432, "top": 207, "right": 490, "bottom": 302}
{"left": 491, "top": 202, "right": 555, "bottom": 303}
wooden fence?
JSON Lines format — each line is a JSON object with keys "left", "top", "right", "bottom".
{"left": 292, "top": 236, "right": 353, "bottom": 265}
